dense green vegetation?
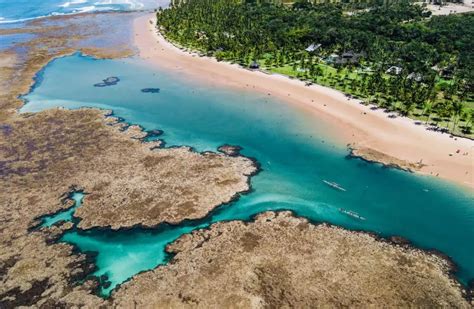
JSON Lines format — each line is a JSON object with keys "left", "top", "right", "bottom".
{"left": 157, "top": 0, "right": 474, "bottom": 136}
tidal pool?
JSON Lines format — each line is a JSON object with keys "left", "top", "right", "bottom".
{"left": 24, "top": 53, "right": 474, "bottom": 296}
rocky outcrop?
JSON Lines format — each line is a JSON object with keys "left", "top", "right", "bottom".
{"left": 94, "top": 76, "right": 120, "bottom": 87}
{"left": 348, "top": 145, "right": 425, "bottom": 172}
{"left": 217, "top": 144, "right": 243, "bottom": 157}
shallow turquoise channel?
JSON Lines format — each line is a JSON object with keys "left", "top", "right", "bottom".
{"left": 25, "top": 54, "right": 474, "bottom": 297}
{"left": 40, "top": 192, "right": 84, "bottom": 227}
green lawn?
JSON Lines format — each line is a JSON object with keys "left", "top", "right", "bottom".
{"left": 261, "top": 59, "right": 473, "bottom": 137}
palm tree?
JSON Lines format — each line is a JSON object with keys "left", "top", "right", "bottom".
{"left": 400, "top": 101, "right": 415, "bottom": 116}
{"left": 451, "top": 100, "right": 464, "bottom": 132}
{"left": 463, "top": 110, "right": 474, "bottom": 134}
{"left": 423, "top": 102, "right": 434, "bottom": 124}
{"left": 437, "top": 101, "right": 453, "bottom": 129}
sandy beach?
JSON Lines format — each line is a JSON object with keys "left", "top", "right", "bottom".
{"left": 134, "top": 13, "right": 473, "bottom": 189}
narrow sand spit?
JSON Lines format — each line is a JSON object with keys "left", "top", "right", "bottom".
{"left": 134, "top": 13, "right": 474, "bottom": 189}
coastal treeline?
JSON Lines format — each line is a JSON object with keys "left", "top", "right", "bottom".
{"left": 157, "top": 0, "right": 474, "bottom": 136}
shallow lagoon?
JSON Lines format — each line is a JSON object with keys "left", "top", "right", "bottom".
{"left": 25, "top": 54, "right": 474, "bottom": 296}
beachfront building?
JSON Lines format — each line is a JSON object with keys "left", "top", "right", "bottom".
{"left": 324, "top": 53, "right": 340, "bottom": 64}
{"left": 407, "top": 72, "right": 423, "bottom": 82}
{"left": 305, "top": 43, "right": 322, "bottom": 53}
{"left": 386, "top": 66, "right": 403, "bottom": 75}
{"left": 324, "top": 51, "right": 365, "bottom": 65}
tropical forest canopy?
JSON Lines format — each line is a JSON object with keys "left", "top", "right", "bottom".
{"left": 157, "top": 0, "right": 474, "bottom": 135}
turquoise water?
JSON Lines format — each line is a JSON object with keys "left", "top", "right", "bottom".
{"left": 0, "top": 0, "right": 167, "bottom": 24}
{"left": 40, "top": 191, "right": 84, "bottom": 227}
{"left": 23, "top": 54, "right": 474, "bottom": 296}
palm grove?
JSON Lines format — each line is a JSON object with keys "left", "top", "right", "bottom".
{"left": 157, "top": 0, "right": 474, "bottom": 136}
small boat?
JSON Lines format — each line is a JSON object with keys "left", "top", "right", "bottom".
{"left": 323, "top": 180, "right": 346, "bottom": 192}
{"left": 339, "top": 208, "right": 366, "bottom": 221}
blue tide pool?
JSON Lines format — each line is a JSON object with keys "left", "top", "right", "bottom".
{"left": 23, "top": 53, "right": 474, "bottom": 297}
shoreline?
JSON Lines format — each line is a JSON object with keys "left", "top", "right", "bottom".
{"left": 134, "top": 13, "right": 473, "bottom": 189}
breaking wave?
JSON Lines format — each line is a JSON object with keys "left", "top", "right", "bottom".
{"left": 0, "top": 0, "right": 167, "bottom": 24}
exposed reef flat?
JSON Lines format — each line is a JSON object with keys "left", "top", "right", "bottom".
{"left": 113, "top": 211, "right": 470, "bottom": 308}
{"left": 0, "top": 12, "right": 140, "bottom": 307}
{"left": 218, "top": 144, "right": 243, "bottom": 157}
{"left": 0, "top": 106, "right": 256, "bottom": 306}
{"left": 72, "top": 120, "right": 257, "bottom": 230}
{"left": 0, "top": 226, "right": 106, "bottom": 308}
{"left": 348, "top": 145, "right": 425, "bottom": 172}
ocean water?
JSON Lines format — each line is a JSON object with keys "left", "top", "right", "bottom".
{"left": 0, "top": 0, "right": 167, "bottom": 24}
{"left": 25, "top": 54, "right": 474, "bottom": 296}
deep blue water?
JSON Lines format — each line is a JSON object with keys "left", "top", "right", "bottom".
{"left": 0, "top": 0, "right": 167, "bottom": 24}
{"left": 25, "top": 54, "right": 474, "bottom": 297}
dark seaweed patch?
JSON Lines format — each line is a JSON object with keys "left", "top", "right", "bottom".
{"left": 94, "top": 76, "right": 120, "bottom": 87}
{"left": 141, "top": 88, "right": 160, "bottom": 93}
{"left": 0, "top": 279, "right": 50, "bottom": 308}
{"left": 0, "top": 124, "right": 13, "bottom": 136}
